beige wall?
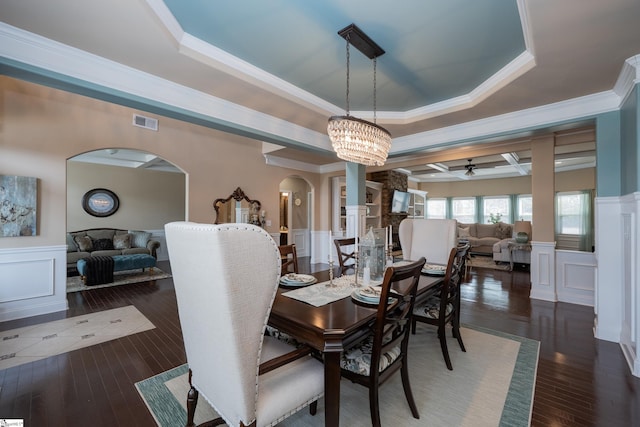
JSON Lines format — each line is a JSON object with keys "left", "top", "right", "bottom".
{"left": 0, "top": 77, "right": 324, "bottom": 249}
{"left": 418, "top": 168, "right": 595, "bottom": 198}
{"left": 67, "top": 162, "right": 185, "bottom": 230}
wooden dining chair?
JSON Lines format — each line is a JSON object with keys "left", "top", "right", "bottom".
{"left": 411, "top": 246, "right": 467, "bottom": 370}
{"left": 334, "top": 237, "right": 356, "bottom": 274}
{"left": 164, "top": 222, "right": 324, "bottom": 427}
{"left": 340, "top": 257, "right": 426, "bottom": 427}
{"left": 279, "top": 244, "right": 298, "bottom": 275}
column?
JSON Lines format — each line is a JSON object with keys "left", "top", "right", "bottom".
{"left": 345, "top": 162, "right": 367, "bottom": 238}
{"left": 530, "top": 134, "right": 557, "bottom": 301}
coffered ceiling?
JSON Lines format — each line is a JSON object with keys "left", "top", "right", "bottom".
{"left": 1, "top": 0, "right": 638, "bottom": 179}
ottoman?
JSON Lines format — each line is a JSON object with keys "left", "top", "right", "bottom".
{"left": 77, "top": 254, "right": 157, "bottom": 285}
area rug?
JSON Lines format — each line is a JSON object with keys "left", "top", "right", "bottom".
{"left": 469, "top": 255, "right": 511, "bottom": 271}
{"left": 0, "top": 305, "right": 155, "bottom": 371}
{"left": 136, "top": 325, "right": 539, "bottom": 427}
{"left": 66, "top": 268, "right": 172, "bottom": 293}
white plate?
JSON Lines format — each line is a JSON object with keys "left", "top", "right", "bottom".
{"left": 280, "top": 273, "right": 316, "bottom": 283}
{"left": 357, "top": 286, "right": 383, "bottom": 301}
{"left": 421, "top": 264, "right": 446, "bottom": 276}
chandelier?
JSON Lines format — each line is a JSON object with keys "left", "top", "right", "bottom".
{"left": 328, "top": 24, "right": 391, "bottom": 167}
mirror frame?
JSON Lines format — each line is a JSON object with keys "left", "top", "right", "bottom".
{"left": 213, "top": 187, "right": 261, "bottom": 224}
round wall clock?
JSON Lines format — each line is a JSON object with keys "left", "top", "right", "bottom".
{"left": 82, "top": 188, "right": 119, "bottom": 217}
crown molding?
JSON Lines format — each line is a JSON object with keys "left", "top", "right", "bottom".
{"left": 390, "top": 90, "right": 621, "bottom": 155}
{"left": 263, "top": 154, "right": 345, "bottom": 174}
{"left": 0, "top": 22, "right": 332, "bottom": 153}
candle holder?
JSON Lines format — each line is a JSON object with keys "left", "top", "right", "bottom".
{"left": 327, "top": 260, "right": 336, "bottom": 287}
{"left": 386, "top": 244, "right": 394, "bottom": 267}
{"left": 352, "top": 249, "right": 360, "bottom": 287}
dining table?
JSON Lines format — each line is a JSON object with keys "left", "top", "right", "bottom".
{"left": 268, "top": 267, "right": 445, "bottom": 427}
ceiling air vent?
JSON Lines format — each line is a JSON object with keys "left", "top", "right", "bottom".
{"left": 132, "top": 114, "right": 158, "bottom": 131}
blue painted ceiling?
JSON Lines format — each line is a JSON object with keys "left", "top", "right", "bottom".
{"left": 163, "top": 0, "right": 525, "bottom": 112}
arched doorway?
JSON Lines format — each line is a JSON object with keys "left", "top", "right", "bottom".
{"left": 279, "top": 176, "right": 312, "bottom": 258}
{"left": 66, "top": 148, "right": 187, "bottom": 262}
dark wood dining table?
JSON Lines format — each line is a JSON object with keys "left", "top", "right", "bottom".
{"left": 268, "top": 269, "right": 444, "bottom": 427}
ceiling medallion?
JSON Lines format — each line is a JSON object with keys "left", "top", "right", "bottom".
{"left": 328, "top": 24, "right": 391, "bottom": 167}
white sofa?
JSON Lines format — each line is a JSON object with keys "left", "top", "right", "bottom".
{"left": 492, "top": 239, "right": 531, "bottom": 264}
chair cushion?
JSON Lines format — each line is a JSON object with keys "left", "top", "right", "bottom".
{"left": 340, "top": 335, "right": 401, "bottom": 376}
{"left": 264, "top": 325, "right": 302, "bottom": 348}
{"left": 414, "top": 296, "right": 453, "bottom": 319}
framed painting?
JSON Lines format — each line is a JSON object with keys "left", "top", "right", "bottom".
{"left": 82, "top": 188, "right": 119, "bottom": 217}
{"left": 0, "top": 175, "right": 38, "bottom": 237}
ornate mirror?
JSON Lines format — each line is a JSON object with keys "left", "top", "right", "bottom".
{"left": 213, "top": 187, "right": 261, "bottom": 225}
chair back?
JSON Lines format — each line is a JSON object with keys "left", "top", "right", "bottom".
{"left": 439, "top": 246, "right": 467, "bottom": 319}
{"left": 279, "top": 244, "right": 298, "bottom": 274}
{"left": 398, "top": 218, "right": 457, "bottom": 265}
{"left": 164, "top": 222, "right": 280, "bottom": 427}
{"left": 334, "top": 237, "right": 356, "bottom": 274}
{"left": 371, "top": 258, "right": 426, "bottom": 378}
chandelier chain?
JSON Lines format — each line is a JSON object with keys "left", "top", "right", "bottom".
{"left": 373, "top": 56, "right": 377, "bottom": 124}
{"left": 345, "top": 35, "right": 350, "bottom": 115}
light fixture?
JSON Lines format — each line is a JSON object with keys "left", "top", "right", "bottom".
{"left": 465, "top": 159, "right": 476, "bottom": 176}
{"left": 328, "top": 24, "right": 391, "bottom": 167}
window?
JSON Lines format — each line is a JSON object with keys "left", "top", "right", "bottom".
{"left": 516, "top": 195, "right": 532, "bottom": 222}
{"left": 451, "top": 197, "right": 476, "bottom": 223}
{"left": 556, "top": 191, "right": 593, "bottom": 251}
{"left": 556, "top": 192, "right": 589, "bottom": 234}
{"left": 426, "top": 198, "right": 447, "bottom": 219}
{"left": 482, "top": 196, "right": 510, "bottom": 224}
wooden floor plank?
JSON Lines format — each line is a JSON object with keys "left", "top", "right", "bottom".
{"left": 0, "top": 259, "right": 638, "bottom": 426}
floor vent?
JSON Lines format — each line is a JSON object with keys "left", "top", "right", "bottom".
{"left": 132, "top": 114, "right": 158, "bottom": 131}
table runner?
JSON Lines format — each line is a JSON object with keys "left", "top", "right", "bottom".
{"left": 283, "top": 275, "right": 382, "bottom": 307}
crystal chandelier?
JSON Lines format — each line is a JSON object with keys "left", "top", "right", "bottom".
{"left": 328, "top": 24, "right": 391, "bottom": 167}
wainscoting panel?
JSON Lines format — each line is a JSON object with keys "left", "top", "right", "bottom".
{"left": 0, "top": 245, "right": 68, "bottom": 321}
{"left": 0, "top": 258, "right": 54, "bottom": 302}
{"left": 555, "top": 250, "right": 596, "bottom": 306}
{"left": 291, "top": 228, "right": 309, "bottom": 257}
{"left": 530, "top": 241, "right": 556, "bottom": 302}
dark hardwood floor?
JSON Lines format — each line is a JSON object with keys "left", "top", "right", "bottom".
{"left": 1, "top": 259, "right": 638, "bottom": 426}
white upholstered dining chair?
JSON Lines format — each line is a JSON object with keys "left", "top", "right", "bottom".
{"left": 164, "top": 222, "right": 324, "bottom": 427}
{"left": 398, "top": 218, "right": 458, "bottom": 265}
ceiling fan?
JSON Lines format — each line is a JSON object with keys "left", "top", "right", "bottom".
{"left": 465, "top": 159, "right": 477, "bottom": 176}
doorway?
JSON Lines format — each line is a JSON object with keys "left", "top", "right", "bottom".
{"left": 279, "top": 176, "right": 312, "bottom": 257}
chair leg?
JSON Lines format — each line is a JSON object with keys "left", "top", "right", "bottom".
{"left": 369, "top": 383, "right": 382, "bottom": 427}
{"left": 309, "top": 400, "right": 318, "bottom": 415}
{"left": 438, "top": 327, "right": 453, "bottom": 370}
{"left": 401, "top": 360, "right": 420, "bottom": 419}
{"left": 452, "top": 315, "right": 466, "bottom": 352}
{"left": 186, "top": 385, "right": 199, "bottom": 427}
{"left": 411, "top": 318, "right": 417, "bottom": 334}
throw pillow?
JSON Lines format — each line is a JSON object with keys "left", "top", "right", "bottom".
{"left": 129, "top": 230, "right": 151, "bottom": 248}
{"left": 66, "top": 233, "right": 78, "bottom": 252}
{"left": 73, "top": 235, "right": 93, "bottom": 252}
{"left": 92, "top": 238, "right": 114, "bottom": 251}
{"left": 458, "top": 226, "right": 470, "bottom": 238}
{"left": 494, "top": 222, "right": 512, "bottom": 239}
{"left": 113, "top": 233, "right": 132, "bottom": 250}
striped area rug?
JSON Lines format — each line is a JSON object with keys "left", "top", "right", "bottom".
{"left": 136, "top": 324, "right": 539, "bottom": 427}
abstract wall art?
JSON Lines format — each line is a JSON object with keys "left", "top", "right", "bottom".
{"left": 0, "top": 175, "right": 38, "bottom": 237}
